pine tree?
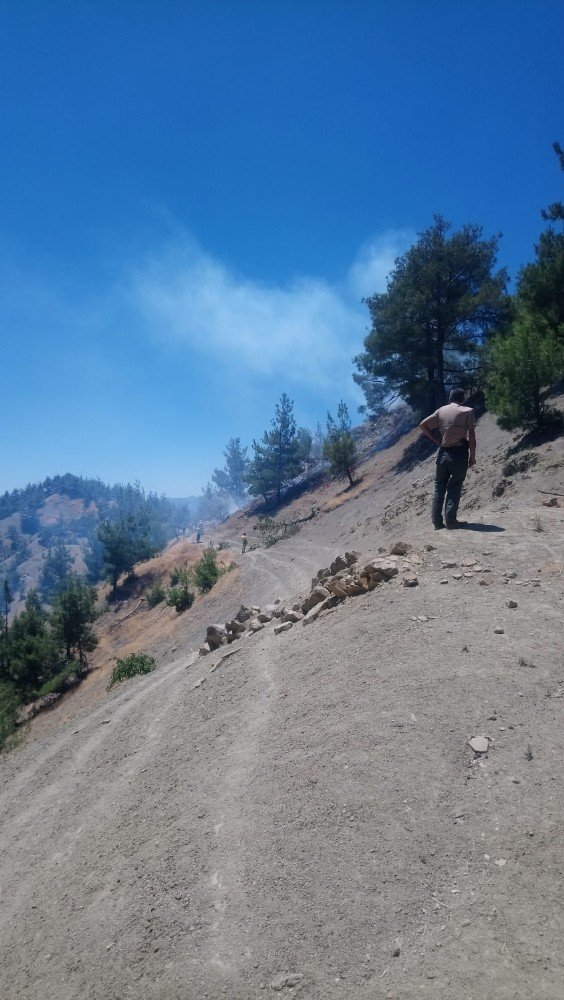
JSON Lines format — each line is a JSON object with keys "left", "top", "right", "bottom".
{"left": 485, "top": 311, "right": 564, "bottom": 431}
{"left": 212, "top": 438, "right": 249, "bottom": 503}
{"left": 354, "top": 216, "right": 510, "bottom": 417}
{"left": 51, "top": 577, "right": 98, "bottom": 662}
{"left": 246, "top": 394, "right": 302, "bottom": 502}
{"left": 39, "top": 543, "right": 73, "bottom": 603}
{"left": 323, "top": 402, "right": 358, "bottom": 486}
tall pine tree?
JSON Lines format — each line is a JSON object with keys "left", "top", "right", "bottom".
{"left": 246, "top": 394, "right": 302, "bottom": 502}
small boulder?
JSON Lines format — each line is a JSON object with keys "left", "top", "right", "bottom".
{"left": 344, "top": 550, "right": 360, "bottom": 566}
{"left": 282, "top": 610, "right": 304, "bottom": 623}
{"left": 507, "top": 600, "right": 518, "bottom": 609}
{"left": 402, "top": 574, "right": 418, "bottom": 587}
{"left": 199, "top": 642, "right": 211, "bottom": 656}
{"left": 469, "top": 736, "right": 489, "bottom": 754}
{"left": 258, "top": 611, "right": 273, "bottom": 623}
{"left": 390, "top": 541, "right": 411, "bottom": 556}
{"left": 248, "top": 619, "right": 265, "bottom": 633}
{"left": 271, "top": 605, "right": 286, "bottom": 618}
{"left": 235, "top": 605, "right": 253, "bottom": 623}
{"left": 274, "top": 621, "right": 293, "bottom": 635}
{"left": 206, "top": 624, "right": 228, "bottom": 649}
{"left": 302, "top": 585, "right": 331, "bottom": 614}
{"left": 330, "top": 555, "right": 348, "bottom": 574}
{"left": 542, "top": 496, "right": 559, "bottom": 507}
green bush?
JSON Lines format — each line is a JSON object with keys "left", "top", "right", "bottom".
{"left": 169, "top": 567, "right": 181, "bottom": 586}
{"left": 166, "top": 585, "right": 195, "bottom": 613}
{"left": 0, "top": 681, "right": 21, "bottom": 752}
{"left": 108, "top": 652, "right": 155, "bottom": 689}
{"left": 217, "top": 540, "right": 230, "bottom": 550}
{"left": 35, "top": 662, "right": 77, "bottom": 698}
{"left": 193, "top": 546, "right": 220, "bottom": 591}
{"left": 146, "top": 580, "right": 166, "bottom": 607}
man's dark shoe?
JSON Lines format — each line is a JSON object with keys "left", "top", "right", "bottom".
{"left": 433, "top": 522, "right": 445, "bottom": 530}
{"left": 446, "top": 520, "right": 468, "bottom": 529}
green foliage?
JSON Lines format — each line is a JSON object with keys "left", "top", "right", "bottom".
{"left": 485, "top": 311, "right": 564, "bottom": 430}
{"left": 193, "top": 546, "right": 220, "bottom": 591}
{"left": 255, "top": 517, "right": 300, "bottom": 548}
{"left": 169, "top": 566, "right": 181, "bottom": 586}
{"left": 323, "top": 402, "right": 357, "bottom": 486}
{"left": 35, "top": 661, "right": 77, "bottom": 698}
{"left": 3, "top": 590, "right": 59, "bottom": 697}
{"left": 51, "top": 577, "right": 98, "bottom": 661}
{"left": 166, "top": 585, "right": 195, "bottom": 612}
{"left": 516, "top": 143, "right": 563, "bottom": 343}
{"left": 354, "top": 216, "right": 510, "bottom": 417}
{"left": 39, "top": 543, "right": 73, "bottom": 603}
{"left": 0, "top": 680, "right": 20, "bottom": 751}
{"left": 98, "top": 484, "right": 166, "bottom": 596}
{"left": 212, "top": 437, "right": 250, "bottom": 503}
{"left": 108, "top": 652, "right": 155, "bottom": 689}
{"left": 246, "top": 394, "right": 302, "bottom": 501}
{"left": 146, "top": 580, "right": 166, "bottom": 607}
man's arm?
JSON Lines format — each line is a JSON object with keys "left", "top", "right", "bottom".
{"left": 419, "top": 416, "right": 441, "bottom": 447}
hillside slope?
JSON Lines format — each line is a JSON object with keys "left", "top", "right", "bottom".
{"left": 0, "top": 409, "right": 562, "bottom": 1000}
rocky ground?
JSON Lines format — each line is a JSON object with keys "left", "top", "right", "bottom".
{"left": 0, "top": 407, "right": 562, "bottom": 999}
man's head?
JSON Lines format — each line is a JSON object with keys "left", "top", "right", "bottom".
{"left": 449, "top": 388, "right": 466, "bottom": 404}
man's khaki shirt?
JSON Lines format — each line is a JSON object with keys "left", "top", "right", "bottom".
{"left": 425, "top": 402, "right": 476, "bottom": 448}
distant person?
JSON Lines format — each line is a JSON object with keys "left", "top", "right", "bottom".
{"left": 196, "top": 529, "right": 201, "bottom": 543}
{"left": 241, "top": 532, "right": 248, "bottom": 554}
{"left": 419, "top": 388, "right": 476, "bottom": 529}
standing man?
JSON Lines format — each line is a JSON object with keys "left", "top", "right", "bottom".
{"left": 419, "top": 388, "right": 476, "bottom": 529}
{"left": 241, "top": 532, "right": 248, "bottom": 554}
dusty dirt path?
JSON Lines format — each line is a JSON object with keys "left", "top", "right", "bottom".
{"left": 1, "top": 413, "right": 563, "bottom": 999}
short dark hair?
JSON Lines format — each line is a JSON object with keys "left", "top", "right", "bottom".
{"left": 449, "top": 388, "right": 465, "bottom": 403}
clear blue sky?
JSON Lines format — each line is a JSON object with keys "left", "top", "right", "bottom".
{"left": 1, "top": 0, "right": 562, "bottom": 496}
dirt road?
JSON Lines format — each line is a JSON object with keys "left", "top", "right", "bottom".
{"left": 1, "top": 415, "right": 562, "bottom": 999}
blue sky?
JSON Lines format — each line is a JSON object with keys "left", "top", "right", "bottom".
{"left": 1, "top": 0, "right": 562, "bottom": 497}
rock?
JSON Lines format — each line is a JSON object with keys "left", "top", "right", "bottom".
{"left": 425, "top": 543, "right": 435, "bottom": 551}
{"left": 542, "top": 496, "right": 559, "bottom": 507}
{"left": 248, "top": 619, "right": 265, "bottom": 632}
{"left": 206, "top": 624, "right": 228, "bottom": 649}
{"left": 270, "top": 973, "right": 303, "bottom": 991}
{"left": 469, "top": 736, "right": 489, "bottom": 754}
{"left": 452, "top": 573, "right": 463, "bottom": 580}
{"left": 263, "top": 604, "right": 278, "bottom": 616}
{"left": 302, "top": 585, "right": 331, "bottom": 614}
{"left": 390, "top": 541, "right": 411, "bottom": 556}
{"left": 364, "top": 558, "right": 398, "bottom": 580}
{"left": 271, "top": 605, "right": 286, "bottom": 618}
{"left": 378, "top": 546, "right": 387, "bottom": 553}
{"left": 282, "top": 610, "right": 304, "bottom": 623}
{"left": 199, "top": 642, "right": 211, "bottom": 656}
{"left": 493, "top": 858, "right": 507, "bottom": 867}
{"left": 274, "top": 621, "right": 293, "bottom": 635}
{"left": 402, "top": 574, "right": 418, "bottom": 587}
{"left": 228, "top": 618, "right": 247, "bottom": 634}
{"left": 442, "top": 560, "right": 458, "bottom": 568}
{"left": 344, "top": 550, "right": 360, "bottom": 566}
{"left": 258, "top": 611, "right": 273, "bottom": 623}
{"left": 330, "top": 555, "right": 348, "bottom": 574}
{"left": 504, "top": 571, "right": 517, "bottom": 579}
{"left": 326, "top": 579, "right": 348, "bottom": 598}
{"left": 304, "top": 595, "right": 339, "bottom": 624}
{"left": 507, "top": 600, "right": 518, "bottom": 609}
{"left": 494, "top": 627, "right": 505, "bottom": 634}
{"left": 236, "top": 605, "right": 253, "bottom": 623}
{"left": 440, "top": 578, "right": 449, "bottom": 585}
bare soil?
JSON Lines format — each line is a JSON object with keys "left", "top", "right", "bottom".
{"left": 0, "top": 409, "right": 563, "bottom": 999}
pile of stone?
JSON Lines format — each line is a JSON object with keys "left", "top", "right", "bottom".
{"left": 199, "top": 543, "right": 417, "bottom": 654}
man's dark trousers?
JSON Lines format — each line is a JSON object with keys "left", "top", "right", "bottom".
{"left": 432, "top": 443, "right": 469, "bottom": 527}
